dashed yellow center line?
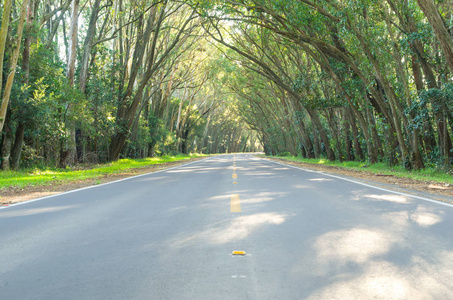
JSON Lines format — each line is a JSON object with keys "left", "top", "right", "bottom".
{"left": 231, "top": 156, "right": 240, "bottom": 210}
{"left": 230, "top": 194, "right": 241, "bottom": 212}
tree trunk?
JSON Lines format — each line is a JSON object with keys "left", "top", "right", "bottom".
{"left": 10, "top": 0, "right": 35, "bottom": 170}
{"left": 312, "top": 125, "right": 320, "bottom": 158}
{"left": 0, "top": 0, "right": 12, "bottom": 102}
{"left": 66, "top": 0, "right": 79, "bottom": 85}
{"left": 79, "top": 0, "right": 102, "bottom": 93}
{"left": 417, "top": 0, "right": 453, "bottom": 73}
{"left": 10, "top": 122, "right": 25, "bottom": 170}
{"left": 306, "top": 108, "right": 335, "bottom": 161}
{"left": 385, "top": 10, "right": 424, "bottom": 169}
{"left": 298, "top": 119, "right": 314, "bottom": 158}
{"left": 59, "top": 0, "right": 79, "bottom": 168}
{"left": 325, "top": 109, "right": 343, "bottom": 162}
{"left": 0, "top": 0, "right": 29, "bottom": 133}
{"left": 1, "top": 115, "right": 13, "bottom": 170}
{"left": 343, "top": 108, "right": 354, "bottom": 161}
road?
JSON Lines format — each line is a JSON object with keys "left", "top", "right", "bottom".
{"left": 1, "top": 154, "right": 453, "bottom": 299}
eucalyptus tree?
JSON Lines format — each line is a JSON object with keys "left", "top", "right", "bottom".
{"left": 192, "top": 0, "right": 453, "bottom": 169}
{"left": 0, "top": 0, "right": 29, "bottom": 169}
{"left": 417, "top": 0, "right": 453, "bottom": 73}
{"left": 0, "top": 0, "right": 29, "bottom": 132}
{"left": 201, "top": 17, "right": 338, "bottom": 159}
{"left": 108, "top": 1, "right": 199, "bottom": 160}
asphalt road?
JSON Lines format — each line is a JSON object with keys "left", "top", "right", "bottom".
{"left": 1, "top": 154, "right": 453, "bottom": 299}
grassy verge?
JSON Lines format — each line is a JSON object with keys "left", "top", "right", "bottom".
{"left": 0, "top": 154, "right": 206, "bottom": 190}
{"left": 268, "top": 155, "right": 453, "bottom": 184}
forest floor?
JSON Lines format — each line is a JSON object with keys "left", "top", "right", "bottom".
{"left": 0, "top": 157, "right": 206, "bottom": 206}
{"left": 266, "top": 157, "right": 453, "bottom": 205}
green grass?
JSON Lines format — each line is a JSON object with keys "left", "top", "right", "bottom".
{"left": 0, "top": 154, "right": 206, "bottom": 190}
{"left": 270, "top": 156, "right": 453, "bottom": 184}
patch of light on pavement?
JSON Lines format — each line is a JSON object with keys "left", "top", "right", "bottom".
{"left": 363, "top": 194, "right": 410, "bottom": 203}
{"left": 409, "top": 207, "right": 443, "bottom": 227}
{"left": 308, "top": 178, "right": 333, "bottom": 182}
{"left": 169, "top": 212, "right": 288, "bottom": 247}
{"left": 210, "top": 213, "right": 287, "bottom": 244}
{"left": 314, "top": 228, "right": 392, "bottom": 267}
{"left": 241, "top": 192, "right": 287, "bottom": 204}
{"left": 306, "top": 227, "right": 453, "bottom": 299}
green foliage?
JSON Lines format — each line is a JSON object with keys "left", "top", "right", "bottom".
{"left": 3, "top": 0, "right": 453, "bottom": 174}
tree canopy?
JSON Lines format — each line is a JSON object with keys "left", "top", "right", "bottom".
{"left": 1, "top": 0, "right": 453, "bottom": 171}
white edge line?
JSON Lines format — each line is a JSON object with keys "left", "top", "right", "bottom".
{"left": 260, "top": 157, "right": 453, "bottom": 209}
{"left": 0, "top": 157, "right": 212, "bottom": 210}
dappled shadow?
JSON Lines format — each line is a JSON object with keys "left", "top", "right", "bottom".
{"left": 166, "top": 167, "right": 224, "bottom": 173}
{"left": 301, "top": 190, "right": 452, "bottom": 299}
{"left": 240, "top": 192, "right": 288, "bottom": 204}
{"left": 134, "top": 176, "right": 170, "bottom": 182}
{"left": 0, "top": 205, "right": 78, "bottom": 218}
{"left": 306, "top": 258, "right": 453, "bottom": 299}
{"left": 202, "top": 190, "right": 288, "bottom": 209}
{"left": 169, "top": 212, "right": 288, "bottom": 248}
{"left": 314, "top": 228, "right": 393, "bottom": 268}
{"left": 305, "top": 225, "right": 453, "bottom": 299}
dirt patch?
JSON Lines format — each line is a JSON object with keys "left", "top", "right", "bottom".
{"left": 0, "top": 158, "right": 205, "bottom": 206}
{"left": 266, "top": 157, "right": 453, "bottom": 205}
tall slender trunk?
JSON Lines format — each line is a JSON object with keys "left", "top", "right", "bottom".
{"left": 385, "top": 9, "right": 424, "bottom": 169}
{"left": 10, "top": 122, "right": 25, "bottom": 170}
{"left": 79, "top": 0, "right": 102, "bottom": 93}
{"left": 417, "top": 0, "right": 453, "bottom": 72}
{"left": 346, "top": 107, "right": 364, "bottom": 161}
{"left": 306, "top": 108, "right": 335, "bottom": 161}
{"left": 0, "top": 0, "right": 12, "bottom": 102}
{"left": 1, "top": 114, "right": 13, "bottom": 170}
{"left": 11, "top": 0, "right": 35, "bottom": 170}
{"left": 0, "top": 0, "right": 29, "bottom": 133}
{"left": 312, "top": 125, "right": 320, "bottom": 158}
{"left": 59, "top": 0, "right": 79, "bottom": 168}
{"left": 66, "top": 0, "right": 79, "bottom": 86}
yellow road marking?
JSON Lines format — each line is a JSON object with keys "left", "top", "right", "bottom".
{"left": 233, "top": 182, "right": 237, "bottom": 184}
{"left": 232, "top": 251, "right": 246, "bottom": 255}
{"left": 232, "top": 173, "right": 237, "bottom": 179}
{"left": 230, "top": 194, "right": 241, "bottom": 212}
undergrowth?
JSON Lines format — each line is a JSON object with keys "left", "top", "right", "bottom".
{"left": 0, "top": 154, "right": 206, "bottom": 190}
{"left": 272, "top": 156, "right": 453, "bottom": 184}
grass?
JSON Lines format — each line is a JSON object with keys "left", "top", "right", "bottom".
{"left": 0, "top": 154, "right": 206, "bottom": 190}
{"left": 270, "top": 156, "right": 453, "bottom": 184}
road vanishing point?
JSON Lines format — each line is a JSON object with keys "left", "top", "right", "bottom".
{"left": 1, "top": 154, "right": 453, "bottom": 299}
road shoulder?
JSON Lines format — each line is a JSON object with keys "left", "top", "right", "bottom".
{"left": 263, "top": 156, "right": 453, "bottom": 205}
{"left": 0, "top": 157, "right": 206, "bottom": 206}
